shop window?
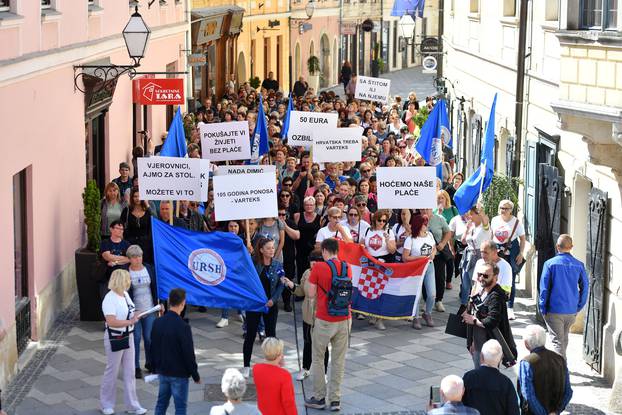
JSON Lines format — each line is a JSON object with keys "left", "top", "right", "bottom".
{"left": 582, "top": 0, "right": 618, "bottom": 29}
{"left": 503, "top": 0, "right": 516, "bottom": 16}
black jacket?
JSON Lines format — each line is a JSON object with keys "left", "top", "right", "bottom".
{"left": 150, "top": 311, "right": 200, "bottom": 381}
{"left": 462, "top": 365, "right": 520, "bottom": 415}
{"left": 467, "top": 284, "right": 518, "bottom": 364}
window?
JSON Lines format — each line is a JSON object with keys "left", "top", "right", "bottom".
{"left": 0, "top": 0, "right": 10, "bottom": 12}
{"left": 582, "top": 0, "right": 618, "bottom": 29}
{"left": 41, "top": 0, "right": 52, "bottom": 9}
{"left": 470, "top": 0, "right": 479, "bottom": 13}
{"left": 545, "top": 0, "right": 559, "bottom": 20}
{"left": 503, "top": 0, "right": 516, "bottom": 16}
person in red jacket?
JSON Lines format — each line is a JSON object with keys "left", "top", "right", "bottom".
{"left": 252, "top": 337, "right": 297, "bottom": 415}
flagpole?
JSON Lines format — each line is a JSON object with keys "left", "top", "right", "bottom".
{"left": 245, "top": 219, "right": 251, "bottom": 249}
{"left": 477, "top": 159, "right": 487, "bottom": 203}
{"left": 169, "top": 200, "right": 174, "bottom": 225}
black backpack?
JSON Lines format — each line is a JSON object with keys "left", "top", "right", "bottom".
{"left": 323, "top": 259, "right": 352, "bottom": 316}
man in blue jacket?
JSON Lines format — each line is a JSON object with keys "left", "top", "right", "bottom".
{"left": 538, "top": 234, "right": 589, "bottom": 358}
{"left": 151, "top": 288, "right": 201, "bottom": 415}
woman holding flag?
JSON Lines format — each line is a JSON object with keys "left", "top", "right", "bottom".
{"left": 241, "top": 237, "right": 285, "bottom": 378}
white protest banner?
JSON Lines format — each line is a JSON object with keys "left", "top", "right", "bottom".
{"left": 355, "top": 75, "right": 391, "bottom": 104}
{"left": 214, "top": 164, "right": 276, "bottom": 176}
{"left": 287, "top": 111, "right": 338, "bottom": 147}
{"left": 312, "top": 126, "right": 363, "bottom": 163}
{"left": 376, "top": 166, "right": 437, "bottom": 209}
{"left": 200, "top": 159, "right": 211, "bottom": 201}
{"left": 138, "top": 157, "right": 202, "bottom": 201}
{"left": 213, "top": 172, "right": 278, "bottom": 221}
{"left": 200, "top": 121, "right": 251, "bottom": 162}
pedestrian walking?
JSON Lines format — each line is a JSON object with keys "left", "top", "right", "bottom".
{"left": 100, "top": 269, "right": 146, "bottom": 415}
{"left": 305, "top": 239, "right": 352, "bottom": 412}
{"left": 151, "top": 288, "right": 201, "bottom": 415}
{"left": 538, "top": 234, "right": 589, "bottom": 358}
{"left": 518, "top": 325, "right": 573, "bottom": 415}
{"left": 462, "top": 339, "right": 520, "bottom": 415}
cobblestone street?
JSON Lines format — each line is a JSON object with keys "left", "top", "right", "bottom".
{"left": 4, "top": 276, "right": 615, "bottom": 414}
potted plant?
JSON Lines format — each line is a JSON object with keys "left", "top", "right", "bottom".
{"left": 371, "top": 43, "right": 384, "bottom": 77}
{"left": 249, "top": 76, "right": 261, "bottom": 90}
{"left": 75, "top": 179, "right": 104, "bottom": 321}
{"left": 307, "top": 55, "right": 320, "bottom": 92}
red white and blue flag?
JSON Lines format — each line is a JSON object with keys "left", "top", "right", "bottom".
{"left": 338, "top": 242, "right": 429, "bottom": 319}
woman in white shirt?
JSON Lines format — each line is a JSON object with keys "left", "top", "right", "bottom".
{"left": 403, "top": 214, "right": 437, "bottom": 330}
{"left": 391, "top": 209, "right": 412, "bottom": 263}
{"left": 100, "top": 269, "right": 146, "bottom": 415}
{"left": 344, "top": 206, "right": 370, "bottom": 244}
{"left": 448, "top": 214, "right": 467, "bottom": 290}
{"left": 209, "top": 369, "right": 260, "bottom": 415}
{"left": 458, "top": 206, "right": 491, "bottom": 307}
{"left": 363, "top": 210, "right": 397, "bottom": 262}
{"left": 490, "top": 199, "right": 526, "bottom": 319}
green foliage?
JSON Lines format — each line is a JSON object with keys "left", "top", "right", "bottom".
{"left": 307, "top": 56, "right": 320, "bottom": 75}
{"left": 82, "top": 180, "right": 101, "bottom": 252}
{"left": 374, "top": 58, "right": 385, "bottom": 72}
{"left": 249, "top": 76, "right": 261, "bottom": 89}
{"left": 183, "top": 112, "right": 195, "bottom": 144}
{"left": 413, "top": 106, "right": 430, "bottom": 129}
{"left": 482, "top": 174, "right": 522, "bottom": 218}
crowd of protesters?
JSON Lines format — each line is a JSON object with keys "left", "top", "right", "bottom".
{"left": 95, "top": 67, "right": 586, "bottom": 414}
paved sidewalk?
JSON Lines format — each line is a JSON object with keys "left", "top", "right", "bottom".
{"left": 4, "top": 282, "right": 616, "bottom": 414}
{"left": 322, "top": 66, "right": 438, "bottom": 103}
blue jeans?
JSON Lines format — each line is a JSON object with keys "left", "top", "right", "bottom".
{"left": 155, "top": 375, "right": 189, "bottom": 415}
{"left": 133, "top": 312, "right": 155, "bottom": 369}
{"left": 220, "top": 309, "right": 242, "bottom": 319}
{"left": 416, "top": 262, "right": 436, "bottom": 316}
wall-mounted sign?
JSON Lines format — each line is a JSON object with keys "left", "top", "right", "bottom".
{"left": 361, "top": 19, "right": 374, "bottom": 32}
{"left": 132, "top": 78, "right": 185, "bottom": 105}
{"left": 188, "top": 53, "right": 207, "bottom": 67}
{"left": 196, "top": 16, "right": 223, "bottom": 45}
{"left": 420, "top": 37, "right": 439, "bottom": 55}
{"left": 422, "top": 56, "right": 437, "bottom": 73}
{"left": 229, "top": 12, "right": 243, "bottom": 35}
{"left": 342, "top": 22, "right": 357, "bottom": 35}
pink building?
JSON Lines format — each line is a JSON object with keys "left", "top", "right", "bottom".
{"left": 0, "top": 0, "right": 188, "bottom": 388}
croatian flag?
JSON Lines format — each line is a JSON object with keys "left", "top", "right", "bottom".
{"left": 338, "top": 242, "right": 429, "bottom": 319}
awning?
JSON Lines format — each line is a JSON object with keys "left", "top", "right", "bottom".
{"left": 192, "top": 5, "right": 245, "bottom": 45}
{"left": 191, "top": 5, "right": 245, "bottom": 23}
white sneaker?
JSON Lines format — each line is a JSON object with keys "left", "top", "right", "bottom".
{"left": 126, "top": 408, "right": 147, "bottom": 415}
{"left": 101, "top": 409, "right": 114, "bottom": 415}
{"left": 435, "top": 301, "right": 445, "bottom": 312}
{"left": 356, "top": 313, "right": 366, "bottom": 320}
{"left": 216, "top": 318, "right": 229, "bottom": 328}
{"left": 508, "top": 308, "right": 516, "bottom": 320}
{"left": 375, "top": 319, "right": 386, "bottom": 330}
{"left": 296, "top": 369, "right": 310, "bottom": 381}
{"left": 241, "top": 367, "right": 250, "bottom": 378}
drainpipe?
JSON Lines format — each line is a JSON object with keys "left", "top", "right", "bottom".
{"left": 512, "top": 0, "right": 529, "bottom": 180}
{"left": 288, "top": 0, "right": 293, "bottom": 94}
{"left": 437, "top": 0, "right": 444, "bottom": 77}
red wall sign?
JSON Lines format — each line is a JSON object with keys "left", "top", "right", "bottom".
{"left": 132, "top": 78, "right": 185, "bottom": 105}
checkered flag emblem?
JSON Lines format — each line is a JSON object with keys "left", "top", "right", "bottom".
{"left": 358, "top": 256, "right": 394, "bottom": 300}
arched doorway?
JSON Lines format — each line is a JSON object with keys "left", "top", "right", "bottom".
{"left": 295, "top": 43, "right": 301, "bottom": 79}
{"left": 320, "top": 34, "right": 331, "bottom": 88}
{"left": 237, "top": 52, "right": 246, "bottom": 87}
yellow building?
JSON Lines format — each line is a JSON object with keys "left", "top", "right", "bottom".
{"left": 191, "top": 0, "right": 290, "bottom": 101}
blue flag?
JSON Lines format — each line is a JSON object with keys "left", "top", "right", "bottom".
{"left": 414, "top": 98, "right": 450, "bottom": 179}
{"left": 416, "top": 0, "right": 425, "bottom": 17}
{"left": 281, "top": 97, "right": 294, "bottom": 142}
{"left": 391, "top": 0, "right": 419, "bottom": 16}
{"left": 454, "top": 93, "right": 498, "bottom": 215}
{"left": 160, "top": 107, "right": 187, "bottom": 157}
{"left": 249, "top": 95, "right": 270, "bottom": 164}
{"left": 151, "top": 218, "right": 268, "bottom": 312}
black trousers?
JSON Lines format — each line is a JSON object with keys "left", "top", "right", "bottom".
{"left": 433, "top": 255, "right": 447, "bottom": 302}
{"left": 302, "top": 322, "right": 329, "bottom": 372}
{"left": 243, "top": 305, "right": 278, "bottom": 367}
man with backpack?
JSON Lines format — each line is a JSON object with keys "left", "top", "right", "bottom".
{"left": 305, "top": 238, "right": 352, "bottom": 412}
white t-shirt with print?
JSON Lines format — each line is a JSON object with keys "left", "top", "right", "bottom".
{"left": 473, "top": 257, "right": 513, "bottom": 290}
{"left": 344, "top": 220, "right": 370, "bottom": 244}
{"left": 404, "top": 232, "right": 436, "bottom": 258}
{"left": 102, "top": 291, "right": 136, "bottom": 331}
{"left": 392, "top": 223, "right": 409, "bottom": 255}
{"left": 364, "top": 228, "right": 395, "bottom": 258}
{"left": 491, "top": 216, "right": 525, "bottom": 245}
{"left": 465, "top": 223, "right": 491, "bottom": 251}
{"left": 315, "top": 225, "right": 352, "bottom": 243}
{"left": 449, "top": 215, "right": 467, "bottom": 241}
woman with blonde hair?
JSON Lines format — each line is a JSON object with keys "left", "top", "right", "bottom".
{"left": 101, "top": 182, "right": 127, "bottom": 239}
{"left": 100, "top": 269, "right": 146, "bottom": 415}
{"left": 252, "top": 338, "right": 297, "bottom": 415}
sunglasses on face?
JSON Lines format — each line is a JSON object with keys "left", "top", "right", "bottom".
{"left": 357, "top": 203, "right": 366, "bottom": 207}
{"left": 278, "top": 212, "right": 287, "bottom": 217}
{"left": 361, "top": 169, "right": 371, "bottom": 173}
{"left": 477, "top": 272, "right": 492, "bottom": 279}
{"left": 330, "top": 215, "right": 340, "bottom": 219}
{"left": 281, "top": 194, "right": 291, "bottom": 198}
{"left": 500, "top": 207, "right": 512, "bottom": 211}
{"left": 377, "top": 218, "right": 387, "bottom": 223}
{"left": 348, "top": 213, "right": 359, "bottom": 217}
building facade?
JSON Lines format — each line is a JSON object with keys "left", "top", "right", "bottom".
{"left": 0, "top": 0, "right": 188, "bottom": 389}
{"left": 443, "top": 0, "right": 622, "bottom": 411}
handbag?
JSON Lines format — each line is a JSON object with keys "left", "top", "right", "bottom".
{"left": 108, "top": 295, "right": 131, "bottom": 352}
{"left": 498, "top": 218, "right": 519, "bottom": 257}
{"left": 432, "top": 229, "right": 453, "bottom": 262}
{"left": 445, "top": 313, "right": 467, "bottom": 339}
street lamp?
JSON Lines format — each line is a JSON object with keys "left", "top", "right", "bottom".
{"left": 398, "top": 14, "right": 416, "bottom": 44}
{"left": 305, "top": 0, "right": 315, "bottom": 19}
{"left": 73, "top": 6, "right": 151, "bottom": 93}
